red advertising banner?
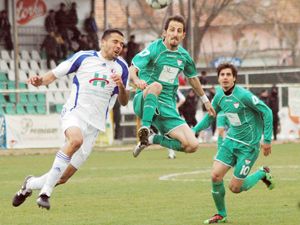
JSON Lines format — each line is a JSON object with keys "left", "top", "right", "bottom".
{"left": 16, "top": 0, "right": 47, "bottom": 25}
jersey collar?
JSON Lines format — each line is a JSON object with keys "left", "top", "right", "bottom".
{"left": 223, "top": 84, "right": 235, "bottom": 96}
{"left": 98, "top": 51, "right": 117, "bottom": 62}
{"left": 161, "top": 38, "right": 179, "bottom": 52}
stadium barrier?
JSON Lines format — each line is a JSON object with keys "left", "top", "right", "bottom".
{"left": 5, "top": 114, "right": 63, "bottom": 149}
{"left": 0, "top": 83, "right": 299, "bottom": 149}
{"left": 0, "top": 113, "right": 114, "bottom": 149}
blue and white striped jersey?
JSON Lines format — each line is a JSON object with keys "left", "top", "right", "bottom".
{"left": 52, "top": 50, "right": 130, "bottom": 131}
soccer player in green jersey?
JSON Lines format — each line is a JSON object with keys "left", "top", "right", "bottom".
{"left": 129, "top": 15, "right": 216, "bottom": 157}
{"left": 193, "top": 63, "right": 275, "bottom": 224}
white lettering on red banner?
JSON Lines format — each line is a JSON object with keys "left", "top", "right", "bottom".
{"left": 17, "top": 0, "right": 47, "bottom": 25}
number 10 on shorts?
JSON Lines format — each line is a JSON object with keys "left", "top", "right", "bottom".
{"left": 240, "top": 165, "right": 250, "bottom": 176}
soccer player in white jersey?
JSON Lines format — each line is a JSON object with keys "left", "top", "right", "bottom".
{"left": 12, "top": 29, "right": 130, "bottom": 210}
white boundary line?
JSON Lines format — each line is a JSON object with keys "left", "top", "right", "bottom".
{"left": 159, "top": 165, "right": 300, "bottom": 182}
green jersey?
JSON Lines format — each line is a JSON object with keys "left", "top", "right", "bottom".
{"left": 217, "top": 111, "right": 230, "bottom": 129}
{"left": 132, "top": 39, "right": 197, "bottom": 106}
{"left": 194, "top": 85, "right": 273, "bottom": 146}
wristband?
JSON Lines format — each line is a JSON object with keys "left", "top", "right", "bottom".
{"left": 200, "top": 95, "right": 209, "bottom": 103}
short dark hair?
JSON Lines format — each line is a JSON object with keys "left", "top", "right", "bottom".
{"left": 101, "top": 29, "right": 124, "bottom": 40}
{"left": 164, "top": 15, "right": 186, "bottom": 32}
{"left": 201, "top": 70, "right": 207, "bottom": 76}
{"left": 216, "top": 63, "right": 238, "bottom": 79}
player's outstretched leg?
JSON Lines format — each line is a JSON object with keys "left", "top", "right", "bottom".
{"left": 133, "top": 126, "right": 150, "bottom": 157}
{"left": 203, "top": 214, "right": 227, "bottom": 224}
{"left": 12, "top": 175, "right": 33, "bottom": 207}
{"left": 37, "top": 194, "right": 50, "bottom": 210}
{"left": 260, "top": 166, "right": 275, "bottom": 190}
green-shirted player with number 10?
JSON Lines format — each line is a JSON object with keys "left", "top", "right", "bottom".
{"left": 129, "top": 15, "right": 216, "bottom": 157}
{"left": 193, "top": 63, "right": 275, "bottom": 224}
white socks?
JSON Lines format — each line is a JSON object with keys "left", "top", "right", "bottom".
{"left": 26, "top": 173, "right": 49, "bottom": 190}
{"left": 168, "top": 149, "right": 176, "bottom": 158}
{"left": 148, "top": 133, "right": 155, "bottom": 144}
{"left": 39, "top": 151, "right": 70, "bottom": 197}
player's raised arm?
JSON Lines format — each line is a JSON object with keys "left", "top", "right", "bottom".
{"left": 129, "top": 65, "right": 147, "bottom": 90}
{"left": 188, "top": 76, "right": 216, "bottom": 117}
{"left": 111, "top": 73, "right": 130, "bottom": 106}
{"left": 193, "top": 96, "right": 220, "bottom": 134}
{"left": 27, "top": 71, "right": 57, "bottom": 87}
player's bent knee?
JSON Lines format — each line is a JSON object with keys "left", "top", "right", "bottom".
{"left": 211, "top": 173, "right": 223, "bottom": 182}
{"left": 181, "top": 138, "right": 198, "bottom": 153}
{"left": 183, "top": 144, "right": 198, "bottom": 153}
{"left": 152, "top": 82, "right": 162, "bottom": 90}
{"left": 229, "top": 184, "right": 241, "bottom": 193}
{"left": 149, "top": 82, "right": 163, "bottom": 93}
{"left": 190, "top": 145, "right": 198, "bottom": 153}
{"left": 189, "top": 142, "right": 199, "bottom": 152}
{"left": 69, "top": 138, "right": 83, "bottom": 150}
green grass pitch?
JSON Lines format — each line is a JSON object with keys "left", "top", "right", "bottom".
{"left": 0, "top": 143, "right": 299, "bottom": 225}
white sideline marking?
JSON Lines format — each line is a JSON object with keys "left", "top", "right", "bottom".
{"left": 159, "top": 169, "right": 211, "bottom": 182}
{"left": 159, "top": 165, "right": 300, "bottom": 182}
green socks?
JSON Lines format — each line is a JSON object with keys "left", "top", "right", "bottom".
{"left": 212, "top": 181, "right": 227, "bottom": 217}
{"left": 142, "top": 93, "right": 183, "bottom": 151}
{"left": 142, "top": 94, "right": 158, "bottom": 127}
{"left": 240, "top": 169, "right": 265, "bottom": 191}
{"left": 210, "top": 169, "right": 265, "bottom": 218}
{"left": 153, "top": 134, "right": 184, "bottom": 151}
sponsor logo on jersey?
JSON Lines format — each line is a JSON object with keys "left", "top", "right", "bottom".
{"left": 252, "top": 95, "right": 259, "bottom": 105}
{"left": 177, "top": 59, "right": 182, "bottom": 66}
{"left": 89, "top": 73, "right": 109, "bottom": 87}
{"left": 245, "top": 159, "right": 251, "bottom": 165}
{"left": 233, "top": 102, "right": 239, "bottom": 108}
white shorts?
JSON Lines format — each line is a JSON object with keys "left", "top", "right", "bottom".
{"left": 61, "top": 112, "right": 99, "bottom": 169}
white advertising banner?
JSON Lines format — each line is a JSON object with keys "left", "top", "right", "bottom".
{"left": 288, "top": 87, "right": 300, "bottom": 117}
{"left": 278, "top": 107, "right": 300, "bottom": 140}
{"left": 5, "top": 115, "right": 64, "bottom": 149}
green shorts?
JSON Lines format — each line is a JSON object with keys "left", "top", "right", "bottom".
{"left": 133, "top": 92, "right": 186, "bottom": 135}
{"left": 216, "top": 138, "right": 260, "bottom": 179}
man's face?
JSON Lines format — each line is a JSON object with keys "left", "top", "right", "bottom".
{"left": 163, "top": 21, "right": 185, "bottom": 50}
{"left": 101, "top": 33, "right": 124, "bottom": 60}
{"left": 218, "top": 68, "right": 236, "bottom": 91}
